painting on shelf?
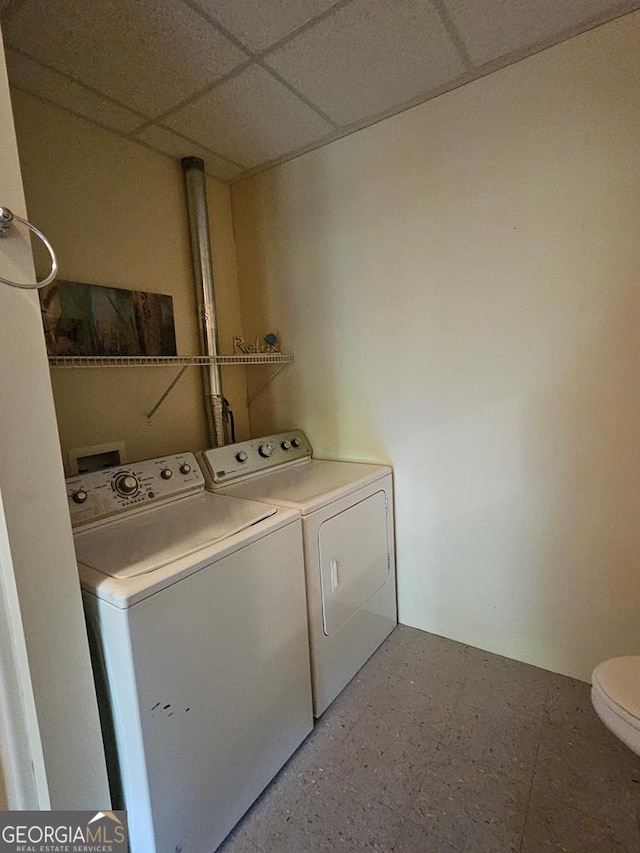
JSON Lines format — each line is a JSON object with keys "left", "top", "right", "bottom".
{"left": 39, "top": 279, "right": 177, "bottom": 357}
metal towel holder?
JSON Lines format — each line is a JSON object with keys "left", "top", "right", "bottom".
{"left": 0, "top": 206, "right": 58, "bottom": 289}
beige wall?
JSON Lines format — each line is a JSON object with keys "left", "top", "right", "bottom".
{"left": 11, "top": 91, "right": 248, "bottom": 472}
{"left": 0, "top": 30, "right": 109, "bottom": 807}
{"left": 232, "top": 12, "right": 640, "bottom": 682}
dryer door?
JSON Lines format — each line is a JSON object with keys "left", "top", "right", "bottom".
{"left": 318, "top": 490, "right": 390, "bottom": 636}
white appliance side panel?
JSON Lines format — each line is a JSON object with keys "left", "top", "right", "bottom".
{"left": 127, "top": 522, "right": 312, "bottom": 853}
{"left": 82, "top": 592, "right": 156, "bottom": 853}
{"left": 318, "top": 491, "right": 390, "bottom": 636}
{"left": 303, "top": 475, "right": 397, "bottom": 717}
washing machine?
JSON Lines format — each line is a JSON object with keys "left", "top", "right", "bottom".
{"left": 198, "top": 431, "right": 397, "bottom": 717}
{"left": 66, "top": 451, "right": 313, "bottom": 853}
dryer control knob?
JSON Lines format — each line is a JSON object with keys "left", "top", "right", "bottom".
{"left": 281, "top": 440, "right": 291, "bottom": 450}
{"left": 258, "top": 443, "right": 273, "bottom": 458}
{"left": 236, "top": 451, "right": 248, "bottom": 463}
{"left": 291, "top": 438, "right": 301, "bottom": 448}
{"left": 161, "top": 468, "right": 173, "bottom": 479}
{"left": 72, "top": 489, "right": 88, "bottom": 504}
{"left": 114, "top": 474, "right": 138, "bottom": 496}
{"left": 179, "top": 463, "right": 191, "bottom": 475}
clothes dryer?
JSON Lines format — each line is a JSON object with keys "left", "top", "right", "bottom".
{"left": 67, "top": 452, "right": 312, "bottom": 853}
{"left": 199, "top": 432, "right": 397, "bottom": 717}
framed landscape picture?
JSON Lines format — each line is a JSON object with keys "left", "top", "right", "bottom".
{"left": 39, "top": 280, "right": 177, "bottom": 357}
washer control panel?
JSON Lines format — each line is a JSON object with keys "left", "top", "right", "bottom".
{"left": 66, "top": 452, "right": 203, "bottom": 529}
{"left": 201, "top": 430, "right": 312, "bottom": 486}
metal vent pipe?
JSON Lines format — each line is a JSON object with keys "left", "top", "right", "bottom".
{"left": 181, "top": 156, "right": 228, "bottom": 447}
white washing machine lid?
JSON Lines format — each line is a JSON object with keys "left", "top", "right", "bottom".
{"left": 74, "top": 492, "right": 277, "bottom": 580}
{"left": 216, "top": 459, "right": 391, "bottom": 514}
{"left": 592, "top": 656, "right": 640, "bottom": 722}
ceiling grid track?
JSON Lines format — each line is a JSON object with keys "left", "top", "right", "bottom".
{"left": 2, "top": 0, "right": 639, "bottom": 183}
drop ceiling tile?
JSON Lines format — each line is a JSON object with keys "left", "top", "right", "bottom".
{"left": 442, "top": 0, "right": 636, "bottom": 67}
{"left": 164, "top": 65, "right": 333, "bottom": 168}
{"left": 265, "top": 0, "right": 466, "bottom": 126}
{"left": 135, "top": 124, "right": 244, "bottom": 182}
{"left": 193, "top": 0, "right": 340, "bottom": 52}
{"left": 2, "top": 0, "right": 248, "bottom": 117}
{"left": 5, "top": 50, "right": 146, "bottom": 133}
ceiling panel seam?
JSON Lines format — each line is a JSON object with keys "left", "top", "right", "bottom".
{"left": 130, "top": 136, "right": 241, "bottom": 182}
{"left": 429, "top": 0, "right": 474, "bottom": 71}
{"left": 4, "top": 42, "right": 246, "bottom": 173}
{"left": 463, "top": 3, "right": 640, "bottom": 77}
{"left": 228, "top": 71, "right": 487, "bottom": 185}
{"left": 146, "top": 58, "right": 255, "bottom": 127}
{"left": 255, "top": 0, "right": 357, "bottom": 58}
{"left": 8, "top": 83, "right": 153, "bottom": 148}
{"left": 133, "top": 124, "right": 246, "bottom": 170}
{"left": 4, "top": 45, "right": 151, "bottom": 128}
{"left": 178, "top": 0, "right": 343, "bottom": 129}
{"left": 5, "top": 0, "right": 640, "bottom": 184}
{"left": 8, "top": 80, "right": 244, "bottom": 179}
{"left": 4, "top": 1, "right": 252, "bottom": 118}
{"left": 179, "top": 0, "right": 259, "bottom": 56}
{"left": 253, "top": 60, "right": 341, "bottom": 129}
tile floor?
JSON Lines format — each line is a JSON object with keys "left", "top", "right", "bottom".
{"left": 219, "top": 626, "right": 640, "bottom": 852}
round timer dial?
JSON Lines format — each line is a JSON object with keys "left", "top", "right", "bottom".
{"left": 114, "top": 473, "right": 138, "bottom": 496}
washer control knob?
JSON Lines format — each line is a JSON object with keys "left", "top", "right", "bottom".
{"left": 281, "top": 440, "right": 291, "bottom": 450}
{"left": 291, "top": 438, "right": 301, "bottom": 448}
{"left": 236, "top": 451, "right": 248, "bottom": 463}
{"left": 179, "top": 463, "right": 191, "bottom": 475}
{"left": 161, "top": 468, "right": 173, "bottom": 479}
{"left": 259, "top": 443, "right": 273, "bottom": 458}
{"left": 72, "top": 489, "right": 88, "bottom": 504}
{"left": 114, "top": 474, "right": 138, "bottom": 496}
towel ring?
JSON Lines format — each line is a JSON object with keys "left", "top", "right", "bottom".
{"left": 0, "top": 207, "right": 58, "bottom": 290}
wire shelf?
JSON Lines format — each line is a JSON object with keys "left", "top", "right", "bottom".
{"left": 48, "top": 353, "right": 293, "bottom": 368}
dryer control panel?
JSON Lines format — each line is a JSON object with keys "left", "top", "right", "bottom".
{"left": 66, "top": 452, "right": 204, "bottom": 529}
{"left": 201, "top": 430, "right": 312, "bottom": 486}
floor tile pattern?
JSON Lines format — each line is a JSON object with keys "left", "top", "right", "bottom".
{"left": 219, "top": 626, "right": 640, "bottom": 852}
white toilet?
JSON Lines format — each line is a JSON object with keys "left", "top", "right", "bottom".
{"left": 591, "top": 656, "right": 640, "bottom": 756}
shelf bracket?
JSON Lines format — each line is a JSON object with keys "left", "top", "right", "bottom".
{"left": 247, "top": 362, "right": 289, "bottom": 406}
{"left": 146, "top": 365, "right": 189, "bottom": 424}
